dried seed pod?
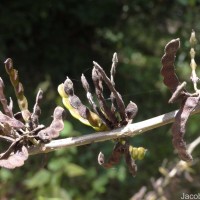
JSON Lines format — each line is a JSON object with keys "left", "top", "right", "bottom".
{"left": 31, "top": 89, "right": 43, "bottom": 128}
{"left": 125, "top": 149, "right": 137, "bottom": 176}
{"left": 110, "top": 52, "right": 118, "bottom": 86}
{"left": 58, "top": 83, "right": 90, "bottom": 126}
{"left": 98, "top": 142, "right": 126, "bottom": 168}
{"left": 93, "top": 61, "right": 127, "bottom": 122}
{"left": 98, "top": 141, "right": 141, "bottom": 176}
{"left": 58, "top": 53, "right": 140, "bottom": 174}
{"left": 172, "top": 96, "right": 200, "bottom": 161}
{"left": 58, "top": 78, "right": 107, "bottom": 131}
{"left": 125, "top": 101, "right": 138, "bottom": 122}
{"left": 0, "top": 111, "right": 25, "bottom": 129}
{"left": 92, "top": 67, "right": 117, "bottom": 126}
{"left": 0, "top": 78, "right": 13, "bottom": 117}
{"left": 4, "top": 58, "right": 31, "bottom": 121}
{"left": 0, "top": 145, "right": 28, "bottom": 169}
{"left": 110, "top": 53, "right": 118, "bottom": 112}
{"left": 161, "top": 39, "right": 185, "bottom": 96}
{"left": 50, "top": 107, "right": 65, "bottom": 134}
{"left": 81, "top": 74, "right": 112, "bottom": 129}
{"left": 162, "top": 36, "right": 200, "bottom": 162}
{"left": 37, "top": 106, "right": 65, "bottom": 141}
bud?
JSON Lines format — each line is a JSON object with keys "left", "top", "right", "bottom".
{"left": 189, "top": 30, "right": 197, "bottom": 46}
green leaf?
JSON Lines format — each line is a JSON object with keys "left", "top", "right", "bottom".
{"left": 64, "top": 163, "right": 86, "bottom": 177}
{"left": 48, "top": 157, "right": 68, "bottom": 171}
{"left": 24, "top": 169, "right": 51, "bottom": 189}
{"left": 92, "top": 175, "right": 108, "bottom": 193}
{"left": 60, "top": 120, "right": 73, "bottom": 137}
{"left": 0, "top": 168, "right": 12, "bottom": 182}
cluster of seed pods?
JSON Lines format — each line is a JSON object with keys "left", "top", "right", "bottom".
{"left": 0, "top": 59, "right": 64, "bottom": 169}
{"left": 161, "top": 30, "right": 200, "bottom": 162}
{"left": 58, "top": 53, "right": 146, "bottom": 176}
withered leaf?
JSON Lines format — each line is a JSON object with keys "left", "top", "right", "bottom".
{"left": 0, "top": 145, "right": 28, "bottom": 169}
{"left": 172, "top": 96, "right": 200, "bottom": 162}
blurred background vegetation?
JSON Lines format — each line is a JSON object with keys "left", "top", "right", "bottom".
{"left": 1, "top": 0, "right": 200, "bottom": 199}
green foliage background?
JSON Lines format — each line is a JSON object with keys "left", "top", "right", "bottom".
{"left": 1, "top": 1, "right": 200, "bottom": 199}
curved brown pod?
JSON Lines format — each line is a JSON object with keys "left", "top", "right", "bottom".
{"left": 172, "top": 96, "right": 200, "bottom": 161}
{"left": 125, "top": 149, "right": 137, "bottom": 177}
{"left": 161, "top": 39, "right": 181, "bottom": 93}
{"left": 98, "top": 142, "right": 126, "bottom": 168}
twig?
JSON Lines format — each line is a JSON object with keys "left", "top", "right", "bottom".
{"left": 28, "top": 103, "right": 200, "bottom": 155}
{"left": 188, "top": 135, "right": 200, "bottom": 154}
{"left": 0, "top": 135, "right": 15, "bottom": 143}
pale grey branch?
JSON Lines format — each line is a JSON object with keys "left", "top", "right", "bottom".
{"left": 28, "top": 103, "right": 200, "bottom": 155}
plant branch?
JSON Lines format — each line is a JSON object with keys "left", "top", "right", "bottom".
{"left": 28, "top": 103, "right": 200, "bottom": 155}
